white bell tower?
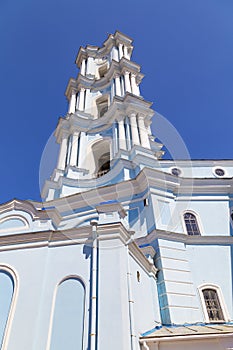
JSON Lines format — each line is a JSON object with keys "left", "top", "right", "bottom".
{"left": 42, "top": 31, "right": 164, "bottom": 201}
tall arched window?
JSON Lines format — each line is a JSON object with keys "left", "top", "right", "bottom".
{"left": 0, "top": 270, "right": 15, "bottom": 348}
{"left": 202, "top": 288, "right": 225, "bottom": 322}
{"left": 184, "top": 212, "right": 201, "bottom": 236}
{"left": 49, "top": 277, "right": 85, "bottom": 350}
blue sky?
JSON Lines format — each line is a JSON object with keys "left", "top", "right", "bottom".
{"left": 0, "top": 0, "right": 233, "bottom": 203}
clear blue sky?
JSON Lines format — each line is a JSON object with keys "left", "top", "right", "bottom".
{"left": 0, "top": 0, "right": 233, "bottom": 203}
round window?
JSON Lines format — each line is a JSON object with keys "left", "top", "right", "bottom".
{"left": 171, "top": 168, "right": 181, "bottom": 176}
{"left": 215, "top": 168, "right": 225, "bottom": 177}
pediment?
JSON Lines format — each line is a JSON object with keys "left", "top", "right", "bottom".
{"left": 0, "top": 199, "right": 51, "bottom": 235}
{"left": 0, "top": 199, "right": 48, "bottom": 221}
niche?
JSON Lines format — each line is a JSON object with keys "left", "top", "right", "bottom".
{"left": 96, "top": 95, "right": 109, "bottom": 118}
{"left": 92, "top": 140, "right": 111, "bottom": 178}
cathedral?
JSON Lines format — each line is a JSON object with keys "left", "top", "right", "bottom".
{"left": 0, "top": 31, "right": 232, "bottom": 350}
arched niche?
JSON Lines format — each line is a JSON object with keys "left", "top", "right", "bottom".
{"left": 0, "top": 216, "right": 29, "bottom": 234}
{"left": 96, "top": 94, "right": 109, "bottom": 118}
{"left": 49, "top": 277, "right": 85, "bottom": 350}
{"left": 0, "top": 268, "right": 16, "bottom": 348}
{"left": 92, "top": 139, "right": 111, "bottom": 178}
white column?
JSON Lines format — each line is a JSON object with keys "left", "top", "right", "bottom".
{"left": 130, "top": 113, "right": 140, "bottom": 145}
{"left": 112, "top": 46, "right": 119, "bottom": 61}
{"left": 123, "top": 45, "right": 128, "bottom": 58}
{"left": 80, "top": 59, "right": 86, "bottom": 75}
{"left": 115, "top": 75, "right": 121, "bottom": 96}
{"left": 118, "top": 118, "right": 127, "bottom": 150}
{"left": 57, "top": 134, "right": 68, "bottom": 170}
{"left": 113, "top": 122, "right": 118, "bottom": 155}
{"left": 90, "top": 221, "right": 98, "bottom": 350}
{"left": 68, "top": 89, "right": 76, "bottom": 114}
{"left": 118, "top": 43, "right": 123, "bottom": 59}
{"left": 131, "top": 74, "right": 140, "bottom": 96}
{"left": 77, "top": 131, "right": 85, "bottom": 168}
{"left": 70, "top": 132, "right": 79, "bottom": 166}
{"left": 78, "top": 88, "right": 85, "bottom": 111}
{"left": 138, "top": 114, "right": 150, "bottom": 148}
{"left": 124, "top": 71, "right": 131, "bottom": 93}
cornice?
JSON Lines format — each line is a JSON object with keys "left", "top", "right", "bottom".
{"left": 136, "top": 229, "right": 233, "bottom": 247}
{"left": 128, "top": 241, "right": 157, "bottom": 278}
{"left": 159, "top": 159, "right": 233, "bottom": 167}
{"left": 72, "top": 58, "right": 143, "bottom": 93}
{"left": 0, "top": 199, "right": 49, "bottom": 221}
{"left": 54, "top": 95, "right": 154, "bottom": 140}
{"left": 75, "top": 31, "right": 133, "bottom": 68}
{"left": 43, "top": 163, "right": 233, "bottom": 206}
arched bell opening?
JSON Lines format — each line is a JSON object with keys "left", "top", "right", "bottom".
{"left": 91, "top": 139, "right": 111, "bottom": 178}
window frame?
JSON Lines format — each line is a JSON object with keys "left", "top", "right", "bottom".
{"left": 212, "top": 166, "right": 227, "bottom": 178}
{"left": 182, "top": 211, "right": 202, "bottom": 236}
{"left": 96, "top": 95, "right": 109, "bottom": 118}
{"left": 0, "top": 265, "right": 18, "bottom": 349}
{"left": 198, "top": 284, "right": 230, "bottom": 323}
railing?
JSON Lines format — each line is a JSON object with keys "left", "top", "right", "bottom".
{"left": 96, "top": 169, "right": 109, "bottom": 178}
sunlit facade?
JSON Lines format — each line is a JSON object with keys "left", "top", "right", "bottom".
{"left": 0, "top": 32, "right": 233, "bottom": 350}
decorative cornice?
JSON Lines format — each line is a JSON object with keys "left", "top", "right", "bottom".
{"left": 67, "top": 58, "right": 143, "bottom": 95}
{"left": 75, "top": 31, "right": 133, "bottom": 67}
{"left": 54, "top": 94, "right": 154, "bottom": 142}
{"left": 136, "top": 229, "right": 233, "bottom": 246}
{"left": 0, "top": 199, "right": 49, "bottom": 221}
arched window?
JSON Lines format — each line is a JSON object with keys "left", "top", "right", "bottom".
{"left": 49, "top": 277, "right": 85, "bottom": 350}
{"left": 183, "top": 212, "right": 201, "bottom": 236}
{"left": 0, "top": 270, "right": 15, "bottom": 348}
{"left": 91, "top": 139, "right": 111, "bottom": 178}
{"left": 202, "top": 288, "right": 225, "bottom": 322}
{"left": 98, "top": 64, "right": 108, "bottom": 79}
{"left": 96, "top": 96, "right": 108, "bottom": 118}
{"left": 97, "top": 152, "right": 110, "bottom": 178}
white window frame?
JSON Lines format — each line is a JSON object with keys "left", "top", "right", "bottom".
{"left": 198, "top": 283, "right": 230, "bottom": 323}
{"left": 212, "top": 166, "right": 227, "bottom": 178}
{"left": 182, "top": 210, "right": 203, "bottom": 236}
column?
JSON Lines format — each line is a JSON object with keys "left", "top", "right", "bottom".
{"left": 86, "top": 57, "right": 94, "bottom": 75}
{"left": 124, "top": 71, "right": 131, "bottom": 93}
{"left": 112, "top": 46, "right": 119, "bottom": 61}
{"left": 118, "top": 118, "right": 127, "bottom": 150}
{"left": 115, "top": 75, "right": 121, "bottom": 96}
{"left": 70, "top": 132, "right": 79, "bottom": 166}
{"left": 118, "top": 43, "right": 123, "bottom": 59}
{"left": 138, "top": 114, "right": 151, "bottom": 148}
{"left": 57, "top": 134, "right": 68, "bottom": 170}
{"left": 131, "top": 74, "right": 140, "bottom": 96}
{"left": 130, "top": 113, "right": 140, "bottom": 145}
{"left": 68, "top": 89, "right": 76, "bottom": 114}
{"left": 77, "top": 131, "right": 85, "bottom": 168}
{"left": 80, "top": 59, "right": 86, "bottom": 75}
{"left": 123, "top": 45, "right": 129, "bottom": 58}
{"left": 78, "top": 88, "right": 85, "bottom": 111}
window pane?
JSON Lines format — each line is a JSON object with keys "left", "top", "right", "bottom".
{"left": 184, "top": 212, "right": 200, "bottom": 236}
{"left": 203, "top": 289, "right": 224, "bottom": 321}
{"left": 50, "top": 278, "right": 85, "bottom": 350}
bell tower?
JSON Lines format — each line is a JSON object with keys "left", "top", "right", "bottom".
{"left": 42, "top": 31, "right": 164, "bottom": 201}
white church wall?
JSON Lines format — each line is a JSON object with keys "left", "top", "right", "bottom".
{"left": 187, "top": 245, "right": 233, "bottom": 322}
{"left": 182, "top": 199, "right": 230, "bottom": 236}
{"left": 129, "top": 254, "right": 161, "bottom": 334}
{"left": 0, "top": 242, "right": 90, "bottom": 350}
{"left": 97, "top": 238, "right": 131, "bottom": 350}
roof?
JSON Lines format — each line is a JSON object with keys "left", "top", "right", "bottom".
{"left": 141, "top": 323, "right": 233, "bottom": 340}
